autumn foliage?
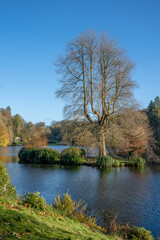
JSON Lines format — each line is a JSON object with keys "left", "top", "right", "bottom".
{"left": 0, "top": 120, "right": 9, "bottom": 147}
{"left": 22, "top": 123, "right": 47, "bottom": 148}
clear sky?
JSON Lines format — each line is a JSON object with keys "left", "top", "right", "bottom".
{"left": 0, "top": 0, "right": 160, "bottom": 125}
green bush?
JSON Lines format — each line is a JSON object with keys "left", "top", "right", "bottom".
{"left": 135, "top": 157, "right": 146, "bottom": 167}
{"left": 118, "top": 224, "right": 154, "bottom": 240}
{"left": 35, "top": 148, "right": 59, "bottom": 163}
{"left": 61, "top": 147, "right": 85, "bottom": 158}
{"left": 18, "top": 147, "right": 37, "bottom": 163}
{"left": 113, "top": 160, "right": 120, "bottom": 167}
{"left": 60, "top": 147, "right": 85, "bottom": 165}
{"left": 18, "top": 147, "right": 60, "bottom": 164}
{"left": 0, "top": 161, "right": 16, "bottom": 199}
{"left": 97, "top": 155, "right": 114, "bottom": 168}
{"left": 22, "top": 192, "right": 47, "bottom": 211}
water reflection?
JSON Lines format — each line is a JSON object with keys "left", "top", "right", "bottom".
{"left": 0, "top": 146, "right": 21, "bottom": 163}
{"left": 0, "top": 146, "right": 160, "bottom": 237}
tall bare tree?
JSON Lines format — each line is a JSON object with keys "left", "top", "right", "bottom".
{"left": 55, "top": 31, "right": 136, "bottom": 156}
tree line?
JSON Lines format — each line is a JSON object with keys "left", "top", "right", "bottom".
{"left": 0, "top": 98, "right": 159, "bottom": 162}
{"left": 0, "top": 106, "right": 51, "bottom": 147}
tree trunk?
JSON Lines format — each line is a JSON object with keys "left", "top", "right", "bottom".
{"left": 99, "top": 131, "right": 107, "bottom": 156}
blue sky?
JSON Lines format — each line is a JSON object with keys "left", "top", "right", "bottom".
{"left": 0, "top": 0, "right": 160, "bottom": 125}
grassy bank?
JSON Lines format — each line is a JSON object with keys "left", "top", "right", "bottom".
{"left": 0, "top": 199, "right": 116, "bottom": 240}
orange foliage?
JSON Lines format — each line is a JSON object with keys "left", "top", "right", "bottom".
{"left": 23, "top": 132, "right": 47, "bottom": 148}
{"left": 124, "top": 126, "right": 148, "bottom": 152}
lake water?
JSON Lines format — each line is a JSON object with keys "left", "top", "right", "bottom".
{"left": 1, "top": 146, "right": 160, "bottom": 237}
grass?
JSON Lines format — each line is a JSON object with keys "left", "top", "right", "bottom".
{"left": 0, "top": 199, "right": 121, "bottom": 240}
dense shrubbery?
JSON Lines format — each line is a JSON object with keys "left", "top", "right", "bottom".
{"left": 19, "top": 146, "right": 85, "bottom": 165}
{"left": 18, "top": 147, "right": 60, "bottom": 164}
{"left": 0, "top": 161, "right": 16, "bottom": 199}
{"left": 18, "top": 146, "right": 147, "bottom": 169}
{"left": 135, "top": 157, "right": 146, "bottom": 167}
{"left": 97, "top": 156, "right": 114, "bottom": 167}
{"left": 18, "top": 147, "right": 37, "bottom": 163}
{"left": 35, "top": 148, "right": 59, "bottom": 163}
{"left": 118, "top": 224, "right": 154, "bottom": 240}
{"left": 60, "top": 147, "right": 85, "bottom": 165}
{"left": 22, "top": 192, "right": 47, "bottom": 211}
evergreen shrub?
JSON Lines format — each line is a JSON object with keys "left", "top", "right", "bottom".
{"left": 97, "top": 156, "right": 114, "bottom": 167}
{"left": 35, "top": 148, "right": 59, "bottom": 163}
{"left": 18, "top": 147, "right": 37, "bottom": 163}
{"left": 60, "top": 147, "right": 85, "bottom": 165}
{"left": 18, "top": 147, "right": 60, "bottom": 164}
{"left": 22, "top": 192, "right": 47, "bottom": 211}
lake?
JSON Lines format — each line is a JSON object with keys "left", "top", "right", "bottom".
{"left": 1, "top": 146, "right": 160, "bottom": 237}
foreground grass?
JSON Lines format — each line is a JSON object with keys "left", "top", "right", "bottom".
{"left": 0, "top": 199, "right": 120, "bottom": 240}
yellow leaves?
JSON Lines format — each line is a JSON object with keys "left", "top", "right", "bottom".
{"left": 0, "top": 120, "right": 9, "bottom": 146}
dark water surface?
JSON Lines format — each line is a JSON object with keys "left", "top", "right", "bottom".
{"left": 1, "top": 146, "right": 160, "bottom": 237}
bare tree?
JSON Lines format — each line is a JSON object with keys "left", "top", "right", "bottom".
{"left": 55, "top": 31, "right": 136, "bottom": 156}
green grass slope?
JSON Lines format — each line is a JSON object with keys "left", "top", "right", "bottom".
{"left": 0, "top": 200, "right": 118, "bottom": 240}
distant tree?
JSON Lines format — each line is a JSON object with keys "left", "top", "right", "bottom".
{"left": 21, "top": 122, "right": 47, "bottom": 148}
{"left": 6, "top": 106, "right": 11, "bottom": 115}
{"left": 0, "top": 120, "right": 9, "bottom": 146}
{"left": 61, "top": 120, "right": 97, "bottom": 150}
{"left": 0, "top": 108, "right": 13, "bottom": 145}
{"left": 36, "top": 122, "right": 45, "bottom": 127}
{"left": 50, "top": 124, "right": 62, "bottom": 141}
{"left": 147, "top": 96, "right": 160, "bottom": 141}
{"left": 13, "top": 114, "right": 25, "bottom": 137}
{"left": 55, "top": 31, "right": 136, "bottom": 156}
